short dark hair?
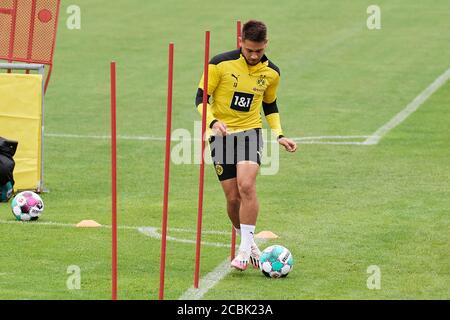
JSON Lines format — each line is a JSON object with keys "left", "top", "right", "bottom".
{"left": 242, "top": 20, "right": 267, "bottom": 42}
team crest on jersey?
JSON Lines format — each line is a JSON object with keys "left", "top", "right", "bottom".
{"left": 215, "top": 164, "right": 224, "bottom": 176}
{"left": 257, "top": 75, "right": 267, "bottom": 87}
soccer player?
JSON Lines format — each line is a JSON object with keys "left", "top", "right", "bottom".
{"left": 195, "top": 20, "right": 297, "bottom": 271}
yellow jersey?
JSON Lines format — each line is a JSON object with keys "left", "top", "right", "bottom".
{"left": 196, "top": 49, "right": 284, "bottom": 138}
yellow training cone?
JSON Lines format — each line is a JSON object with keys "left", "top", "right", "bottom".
{"left": 76, "top": 220, "right": 102, "bottom": 228}
{"left": 255, "top": 231, "right": 279, "bottom": 239}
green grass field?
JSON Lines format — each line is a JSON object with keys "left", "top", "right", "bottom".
{"left": 0, "top": 0, "right": 449, "bottom": 300}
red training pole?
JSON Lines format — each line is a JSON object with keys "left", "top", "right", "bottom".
{"left": 159, "top": 43, "right": 174, "bottom": 300}
{"left": 110, "top": 61, "right": 118, "bottom": 300}
{"left": 194, "top": 31, "right": 210, "bottom": 289}
{"left": 230, "top": 21, "right": 242, "bottom": 261}
{"left": 236, "top": 20, "right": 242, "bottom": 48}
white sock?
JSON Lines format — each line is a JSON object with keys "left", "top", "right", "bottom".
{"left": 239, "top": 224, "right": 255, "bottom": 254}
{"left": 235, "top": 227, "right": 258, "bottom": 249}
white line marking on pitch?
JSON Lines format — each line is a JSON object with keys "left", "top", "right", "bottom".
{"left": 178, "top": 259, "right": 233, "bottom": 300}
{"left": 0, "top": 219, "right": 228, "bottom": 235}
{"left": 45, "top": 133, "right": 367, "bottom": 144}
{"left": 0, "top": 220, "right": 229, "bottom": 248}
{"left": 298, "top": 141, "right": 367, "bottom": 145}
{"left": 364, "top": 69, "right": 450, "bottom": 145}
{"left": 296, "top": 135, "right": 369, "bottom": 141}
{"left": 45, "top": 133, "right": 168, "bottom": 141}
{"left": 179, "top": 239, "right": 268, "bottom": 300}
{"left": 138, "top": 227, "right": 229, "bottom": 248}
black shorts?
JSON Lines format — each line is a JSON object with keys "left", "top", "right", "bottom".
{"left": 209, "top": 128, "right": 263, "bottom": 181}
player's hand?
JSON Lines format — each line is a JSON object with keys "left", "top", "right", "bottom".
{"left": 278, "top": 137, "right": 297, "bottom": 153}
{"left": 212, "top": 121, "right": 229, "bottom": 136}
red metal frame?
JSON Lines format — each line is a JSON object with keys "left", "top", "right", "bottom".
{"left": 45, "top": 0, "right": 61, "bottom": 92}
{"left": 0, "top": 0, "right": 60, "bottom": 93}
{"left": 159, "top": 43, "right": 174, "bottom": 301}
{"left": 8, "top": 0, "right": 17, "bottom": 60}
{"left": 5, "top": 0, "right": 17, "bottom": 73}
{"left": 27, "top": 0, "right": 38, "bottom": 62}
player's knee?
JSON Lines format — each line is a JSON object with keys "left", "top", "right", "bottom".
{"left": 226, "top": 196, "right": 241, "bottom": 208}
{"left": 238, "top": 181, "right": 256, "bottom": 198}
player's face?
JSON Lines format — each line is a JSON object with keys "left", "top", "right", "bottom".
{"left": 240, "top": 39, "right": 268, "bottom": 66}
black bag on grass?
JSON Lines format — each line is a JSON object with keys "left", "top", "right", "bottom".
{"left": 0, "top": 137, "right": 18, "bottom": 202}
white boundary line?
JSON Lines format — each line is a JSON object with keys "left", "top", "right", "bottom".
{"left": 364, "top": 69, "right": 450, "bottom": 145}
{"left": 0, "top": 220, "right": 229, "bottom": 247}
{"left": 137, "top": 227, "right": 230, "bottom": 248}
{"left": 0, "top": 219, "right": 228, "bottom": 234}
{"left": 45, "top": 133, "right": 167, "bottom": 141}
{"left": 296, "top": 135, "right": 369, "bottom": 140}
{"left": 298, "top": 141, "right": 366, "bottom": 145}
{"left": 45, "top": 132, "right": 368, "bottom": 144}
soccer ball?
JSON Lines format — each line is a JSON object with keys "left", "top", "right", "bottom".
{"left": 260, "top": 245, "right": 294, "bottom": 278}
{"left": 11, "top": 191, "right": 44, "bottom": 221}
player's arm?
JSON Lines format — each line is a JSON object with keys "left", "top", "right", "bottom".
{"left": 263, "top": 74, "right": 297, "bottom": 153}
{"left": 195, "top": 64, "right": 228, "bottom": 135}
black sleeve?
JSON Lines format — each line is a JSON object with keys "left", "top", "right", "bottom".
{"left": 195, "top": 88, "right": 211, "bottom": 107}
{"left": 262, "top": 99, "right": 279, "bottom": 116}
